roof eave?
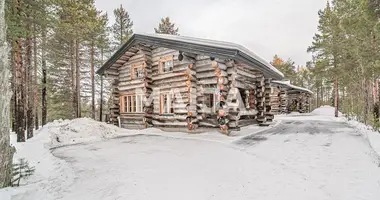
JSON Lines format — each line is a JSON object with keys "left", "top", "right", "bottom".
{"left": 236, "top": 51, "right": 284, "bottom": 80}
{"left": 96, "top": 34, "right": 138, "bottom": 75}
{"left": 97, "top": 34, "right": 285, "bottom": 80}
{"left": 272, "top": 80, "right": 313, "bottom": 94}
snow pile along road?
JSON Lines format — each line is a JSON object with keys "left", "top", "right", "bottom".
{"left": 312, "top": 106, "right": 380, "bottom": 161}
{"left": 47, "top": 118, "right": 128, "bottom": 148}
{"left": 311, "top": 105, "right": 343, "bottom": 116}
{"left": 0, "top": 127, "right": 75, "bottom": 200}
{"left": 345, "top": 117, "right": 380, "bottom": 161}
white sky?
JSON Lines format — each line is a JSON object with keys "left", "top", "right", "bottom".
{"left": 94, "top": 0, "right": 327, "bottom": 66}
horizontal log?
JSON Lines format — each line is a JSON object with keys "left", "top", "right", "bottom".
{"left": 211, "top": 61, "right": 227, "bottom": 70}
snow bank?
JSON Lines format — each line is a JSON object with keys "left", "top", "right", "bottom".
{"left": 345, "top": 119, "right": 380, "bottom": 162}
{"left": 311, "top": 105, "right": 343, "bottom": 116}
{"left": 1, "top": 127, "right": 75, "bottom": 200}
{"left": 312, "top": 106, "right": 380, "bottom": 162}
{"left": 46, "top": 118, "right": 129, "bottom": 148}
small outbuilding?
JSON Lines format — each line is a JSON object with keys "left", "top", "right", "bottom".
{"left": 270, "top": 80, "right": 313, "bottom": 114}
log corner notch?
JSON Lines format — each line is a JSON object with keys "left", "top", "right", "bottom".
{"left": 186, "top": 63, "right": 198, "bottom": 131}
{"left": 256, "top": 72, "right": 266, "bottom": 124}
{"left": 212, "top": 59, "right": 230, "bottom": 135}
{"left": 264, "top": 78, "right": 274, "bottom": 122}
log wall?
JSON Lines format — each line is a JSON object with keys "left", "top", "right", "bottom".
{"left": 151, "top": 48, "right": 197, "bottom": 129}
{"left": 118, "top": 46, "right": 152, "bottom": 129}
{"left": 279, "top": 88, "right": 288, "bottom": 114}
{"left": 105, "top": 45, "right": 278, "bottom": 132}
{"left": 195, "top": 56, "right": 219, "bottom": 128}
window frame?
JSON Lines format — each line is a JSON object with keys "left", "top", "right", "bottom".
{"left": 131, "top": 62, "right": 146, "bottom": 80}
{"left": 160, "top": 93, "right": 174, "bottom": 115}
{"left": 204, "top": 93, "right": 216, "bottom": 113}
{"left": 159, "top": 55, "right": 174, "bottom": 74}
{"left": 120, "top": 93, "right": 145, "bottom": 113}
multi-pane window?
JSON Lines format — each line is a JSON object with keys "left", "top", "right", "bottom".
{"left": 131, "top": 63, "right": 145, "bottom": 80}
{"left": 120, "top": 94, "right": 144, "bottom": 113}
{"left": 159, "top": 56, "right": 174, "bottom": 73}
{"left": 163, "top": 60, "right": 173, "bottom": 72}
{"left": 160, "top": 93, "right": 174, "bottom": 114}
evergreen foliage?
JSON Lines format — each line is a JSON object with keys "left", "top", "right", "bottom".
{"left": 304, "top": 0, "right": 380, "bottom": 125}
{"left": 154, "top": 17, "right": 179, "bottom": 35}
{"left": 111, "top": 4, "right": 133, "bottom": 47}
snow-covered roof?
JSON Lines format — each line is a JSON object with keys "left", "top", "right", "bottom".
{"left": 272, "top": 80, "right": 313, "bottom": 94}
{"left": 97, "top": 33, "right": 284, "bottom": 80}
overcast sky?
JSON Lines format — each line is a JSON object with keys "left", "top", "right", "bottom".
{"left": 94, "top": 0, "right": 327, "bottom": 66}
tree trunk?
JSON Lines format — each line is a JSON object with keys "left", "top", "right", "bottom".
{"left": 14, "top": 0, "right": 25, "bottom": 142}
{"left": 26, "top": 19, "right": 34, "bottom": 139}
{"left": 320, "top": 84, "right": 324, "bottom": 105}
{"left": 75, "top": 39, "right": 81, "bottom": 118}
{"left": 316, "top": 83, "right": 319, "bottom": 108}
{"left": 0, "top": 0, "right": 16, "bottom": 187}
{"left": 10, "top": 43, "right": 16, "bottom": 132}
{"left": 99, "top": 48, "right": 104, "bottom": 122}
{"left": 91, "top": 41, "right": 95, "bottom": 119}
{"left": 100, "top": 75, "right": 103, "bottom": 121}
{"left": 41, "top": 30, "right": 47, "bottom": 126}
{"left": 33, "top": 23, "right": 38, "bottom": 130}
{"left": 70, "top": 40, "right": 76, "bottom": 118}
{"left": 334, "top": 76, "right": 339, "bottom": 117}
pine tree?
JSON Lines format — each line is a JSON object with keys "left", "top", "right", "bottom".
{"left": 25, "top": 1, "right": 34, "bottom": 138}
{"left": 86, "top": 9, "right": 109, "bottom": 119}
{"left": 307, "top": 0, "right": 380, "bottom": 126}
{"left": 13, "top": 0, "right": 26, "bottom": 142}
{"left": 47, "top": 0, "right": 102, "bottom": 120}
{"left": 96, "top": 14, "right": 111, "bottom": 121}
{"left": 154, "top": 17, "right": 179, "bottom": 35}
{"left": 0, "top": 0, "right": 15, "bottom": 188}
{"left": 111, "top": 4, "right": 133, "bottom": 47}
{"left": 270, "top": 55, "right": 297, "bottom": 83}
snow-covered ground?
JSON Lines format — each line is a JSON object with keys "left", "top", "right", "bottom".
{"left": 1, "top": 106, "right": 380, "bottom": 200}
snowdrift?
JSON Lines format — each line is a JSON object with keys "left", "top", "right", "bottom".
{"left": 44, "top": 118, "right": 128, "bottom": 148}
{"left": 311, "top": 105, "right": 343, "bottom": 116}
{"left": 311, "top": 106, "right": 380, "bottom": 160}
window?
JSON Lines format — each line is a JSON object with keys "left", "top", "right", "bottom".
{"left": 160, "top": 93, "right": 174, "bottom": 114}
{"left": 131, "top": 63, "right": 145, "bottom": 80}
{"left": 120, "top": 94, "right": 144, "bottom": 113}
{"left": 159, "top": 56, "right": 174, "bottom": 73}
{"left": 204, "top": 93, "right": 215, "bottom": 112}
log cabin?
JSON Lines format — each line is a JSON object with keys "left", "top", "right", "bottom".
{"left": 270, "top": 80, "right": 313, "bottom": 114}
{"left": 96, "top": 33, "right": 284, "bottom": 134}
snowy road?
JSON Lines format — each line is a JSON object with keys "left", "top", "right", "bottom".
{"left": 51, "top": 114, "right": 380, "bottom": 200}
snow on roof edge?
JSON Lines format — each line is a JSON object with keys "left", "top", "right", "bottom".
{"left": 97, "top": 33, "right": 284, "bottom": 79}
{"left": 140, "top": 33, "right": 284, "bottom": 78}
{"left": 272, "top": 80, "right": 313, "bottom": 94}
